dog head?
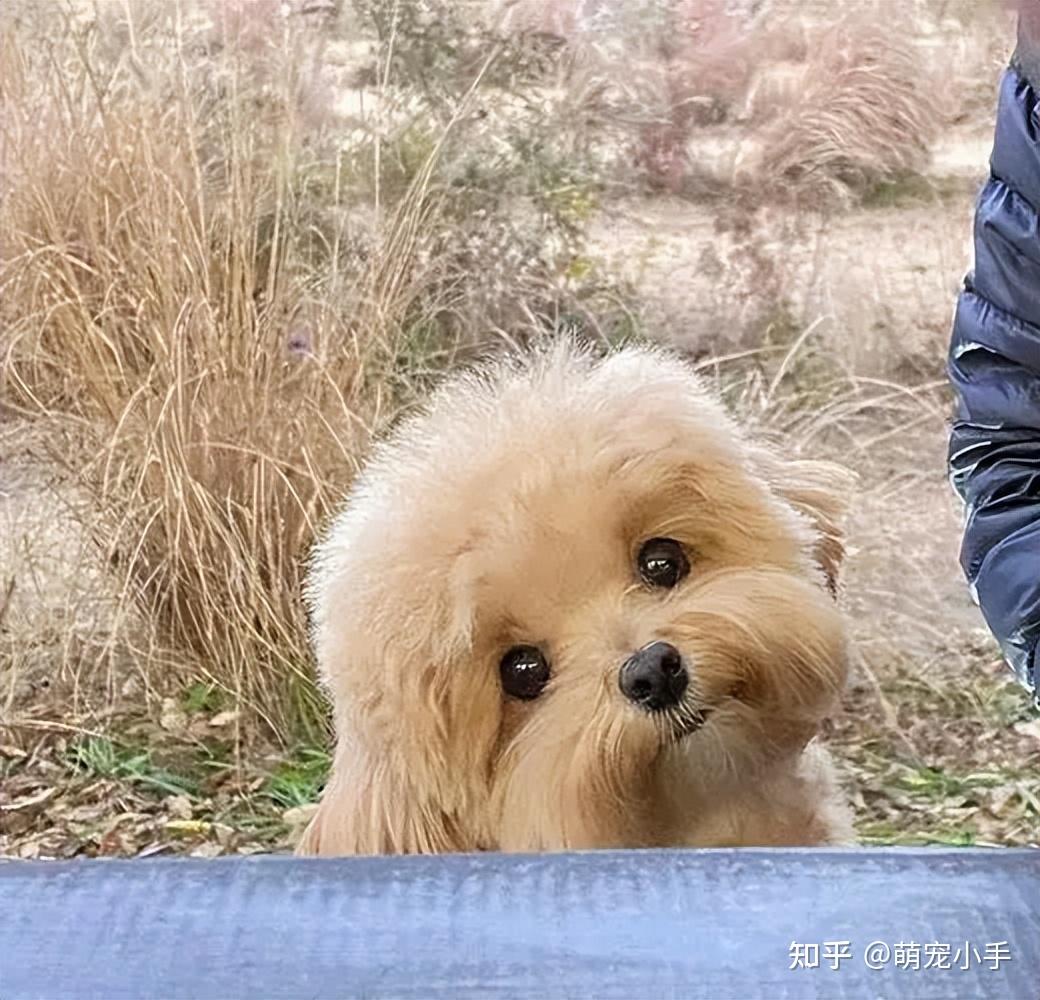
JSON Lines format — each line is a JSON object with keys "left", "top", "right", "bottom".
{"left": 299, "top": 343, "right": 852, "bottom": 854}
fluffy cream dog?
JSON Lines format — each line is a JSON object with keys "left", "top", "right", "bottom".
{"left": 297, "top": 342, "right": 854, "bottom": 855}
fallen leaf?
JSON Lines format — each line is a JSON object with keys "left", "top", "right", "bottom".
{"left": 1, "top": 786, "right": 58, "bottom": 813}
{"left": 120, "top": 676, "right": 143, "bottom": 699}
{"left": 165, "top": 819, "right": 210, "bottom": 837}
{"left": 988, "top": 785, "right": 1018, "bottom": 816}
{"left": 165, "top": 795, "right": 194, "bottom": 820}
{"left": 159, "top": 697, "right": 188, "bottom": 734}
{"left": 282, "top": 803, "right": 318, "bottom": 828}
{"left": 189, "top": 841, "right": 223, "bottom": 859}
{"left": 97, "top": 828, "right": 133, "bottom": 856}
{"left": 62, "top": 802, "right": 108, "bottom": 824}
{"left": 162, "top": 819, "right": 209, "bottom": 835}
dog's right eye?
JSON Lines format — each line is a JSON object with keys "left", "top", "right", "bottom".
{"left": 638, "top": 537, "right": 690, "bottom": 589}
{"left": 499, "top": 645, "right": 551, "bottom": 700}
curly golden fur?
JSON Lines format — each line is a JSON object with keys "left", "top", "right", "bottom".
{"left": 297, "top": 342, "right": 855, "bottom": 855}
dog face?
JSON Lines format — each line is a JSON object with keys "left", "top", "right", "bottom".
{"left": 301, "top": 344, "right": 852, "bottom": 854}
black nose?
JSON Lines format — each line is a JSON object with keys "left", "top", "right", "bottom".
{"left": 619, "top": 641, "right": 687, "bottom": 711}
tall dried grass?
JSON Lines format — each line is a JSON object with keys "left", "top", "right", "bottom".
{"left": 747, "top": 17, "right": 944, "bottom": 202}
{"left": 0, "top": 2, "right": 617, "bottom": 741}
{"left": 1, "top": 7, "right": 376, "bottom": 739}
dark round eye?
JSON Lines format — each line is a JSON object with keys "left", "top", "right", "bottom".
{"left": 499, "top": 645, "right": 551, "bottom": 701}
{"left": 637, "top": 537, "right": 690, "bottom": 589}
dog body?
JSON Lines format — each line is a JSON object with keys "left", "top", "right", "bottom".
{"left": 299, "top": 343, "right": 854, "bottom": 855}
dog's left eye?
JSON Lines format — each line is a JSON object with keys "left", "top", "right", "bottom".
{"left": 499, "top": 645, "right": 551, "bottom": 700}
{"left": 637, "top": 537, "right": 690, "bottom": 589}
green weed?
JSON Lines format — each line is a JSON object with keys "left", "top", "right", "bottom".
{"left": 67, "top": 736, "right": 199, "bottom": 798}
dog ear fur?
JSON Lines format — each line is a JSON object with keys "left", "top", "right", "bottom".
{"left": 298, "top": 539, "right": 495, "bottom": 856}
{"left": 759, "top": 454, "right": 856, "bottom": 596}
{"left": 295, "top": 749, "right": 475, "bottom": 856}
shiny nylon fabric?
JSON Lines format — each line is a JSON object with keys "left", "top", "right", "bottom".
{"left": 948, "top": 65, "right": 1040, "bottom": 700}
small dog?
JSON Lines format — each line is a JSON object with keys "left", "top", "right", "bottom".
{"left": 298, "top": 342, "right": 854, "bottom": 855}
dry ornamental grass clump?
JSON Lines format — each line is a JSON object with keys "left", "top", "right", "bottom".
{"left": 0, "top": 5, "right": 372, "bottom": 739}
{"left": 0, "top": 1, "right": 620, "bottom": 742}
{"left": 742, "top": 15, "right": 944, "bottom": 203}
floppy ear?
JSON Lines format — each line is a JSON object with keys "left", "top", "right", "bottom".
{"left": 294, "top": 747, "right": 476, "bottom": 857}
{"left": 760, "top": 454, "right": 856, "bottom": 596}
{"left": 294, "top": 626, "right": 494, "bottom": 856}
{"left": 300, "top": 502, "right": 496, "bottom": 857}
{"left": 295, "top": 629, "right": 497, "bottom": 856}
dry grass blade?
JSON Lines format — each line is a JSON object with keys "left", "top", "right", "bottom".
{"left": 0, "top": 578, "right": 14, "bottom": 632}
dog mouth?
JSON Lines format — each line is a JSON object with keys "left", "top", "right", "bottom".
{"left": 663, "top": 702, "right": 713, "bottom": 742}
